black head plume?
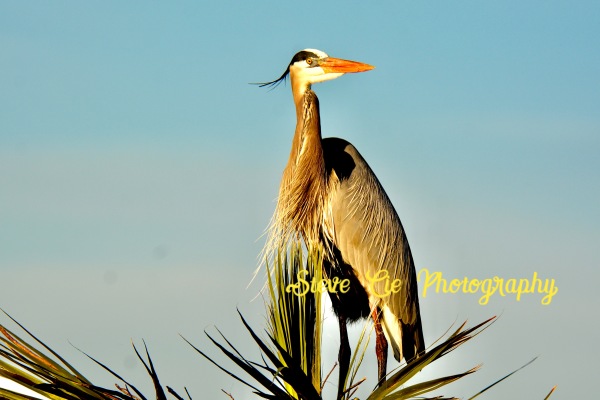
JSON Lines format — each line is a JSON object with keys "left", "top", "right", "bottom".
{"left": 253, "top": 50, "right": 320, "bottom": 89}
{"left": 255, "top": 67, "right": 289, "bottom": 89}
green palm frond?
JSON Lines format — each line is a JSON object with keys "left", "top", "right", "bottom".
{"left": 0, "top": 245, "right": 556, "bottom": 400}
{"left": 185, "top": 310, "right": 320, "bottom": 400}
{"left": 543, "top": 386, "right": 557, "bottom": 399}
{"left": 344, "top": 321, "right": 371, "bottom": 398}
{"left": 0, "top": 309, "right": 106, "bottom": 400}
{"left": 467, "top": 356, "right": 536, "bottom": 400}
{"left": 190, "top": 244, "right": 555, "bottom": 400}
{"left": 366, "top": 318, "right": 494, "bottom": 400}
{"left": 265, "top": 243, "right": 323, "bottom": 396}
{"left": 0, "top": 309, "right": 188, "bottom": 400}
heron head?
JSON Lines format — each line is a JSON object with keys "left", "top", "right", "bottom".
{"left": 258, "top": 49, "right": 374, "bottom": 92}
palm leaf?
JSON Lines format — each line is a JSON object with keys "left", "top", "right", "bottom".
{"left": 467, "top": 357, "right": 536, "bottom": 399}
{"left": 0, "top": 309, "right": 108, "bottom": 400}
{"left": 184, "top": 311, "right": 317, "bottom": 399}
{"left": 0, "top": 245, "right": 556, "bottom": 400}
{"left": 543, "top": 386, "right": 557, "bottom": 399}
{"left": 366, "top": 317, "right": 495, "bottom": 400}
{"left": 0, "top": 309, "right": 187, "bottom": 400}
{"left": 265, "top": 243, "right": 323, "bottom": 397}
{"left": 467, "top": 357, "right": 557, "bottom": 400}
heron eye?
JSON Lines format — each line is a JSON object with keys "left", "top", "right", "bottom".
{"left": 306, "top": 58, "right": 313, "bottom": 65}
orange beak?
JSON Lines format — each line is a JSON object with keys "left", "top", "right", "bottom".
{"left": 320, "top": 57, "right": 375, "bottom": 74}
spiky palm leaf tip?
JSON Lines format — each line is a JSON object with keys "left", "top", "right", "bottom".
{"left": 0, "top": 309, "right": 189, "bottom": 400}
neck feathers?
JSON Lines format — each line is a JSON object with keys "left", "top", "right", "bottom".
{"left": 268, "top": 90, "right": 328, "bottom": 250}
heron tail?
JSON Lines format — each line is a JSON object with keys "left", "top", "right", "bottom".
{"left": 381, "top": 305, "right": 425, "bottom": 363}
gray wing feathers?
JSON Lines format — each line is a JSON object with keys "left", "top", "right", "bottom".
{"left": 328, "top": 142, "right": 421, "bottom": 328}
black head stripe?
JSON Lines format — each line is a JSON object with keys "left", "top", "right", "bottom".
{"left": 254, "top": 50, "right": 320, "bottom": 89}
{"left": 289, "top": 50, "right": 319, "bottom": 66}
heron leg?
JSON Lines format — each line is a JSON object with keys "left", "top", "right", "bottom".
{"left": 372, "top": 307, "right": 388, "bottom": 386}
{"left": 337, "top": 313, "right": 350, "bottom": 400}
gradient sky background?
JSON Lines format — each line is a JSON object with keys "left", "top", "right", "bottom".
{"left": 1, "top": 1, "right": 598, "bottom": 398}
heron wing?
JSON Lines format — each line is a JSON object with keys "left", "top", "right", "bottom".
{"left": 322, "top": 137, "right": 425, "bottom": 360}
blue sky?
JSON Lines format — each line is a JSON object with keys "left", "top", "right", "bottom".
{"left": 1, "top": 1, "right": 599, "bottom": 398}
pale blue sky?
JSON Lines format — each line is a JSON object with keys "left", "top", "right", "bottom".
{"left": 1, "top": 1, "right": 599, "bottom": 398}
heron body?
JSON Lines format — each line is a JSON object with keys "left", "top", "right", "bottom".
{"left": 263, "top": 49, "right": 424, "bottom": 392}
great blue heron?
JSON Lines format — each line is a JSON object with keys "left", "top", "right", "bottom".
{"left": 261, "top": 49, "right": 424, "bottom": 396}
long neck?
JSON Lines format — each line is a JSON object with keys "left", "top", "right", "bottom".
{"left": 273, "top": 88, "right": 328, "bottom": 247}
